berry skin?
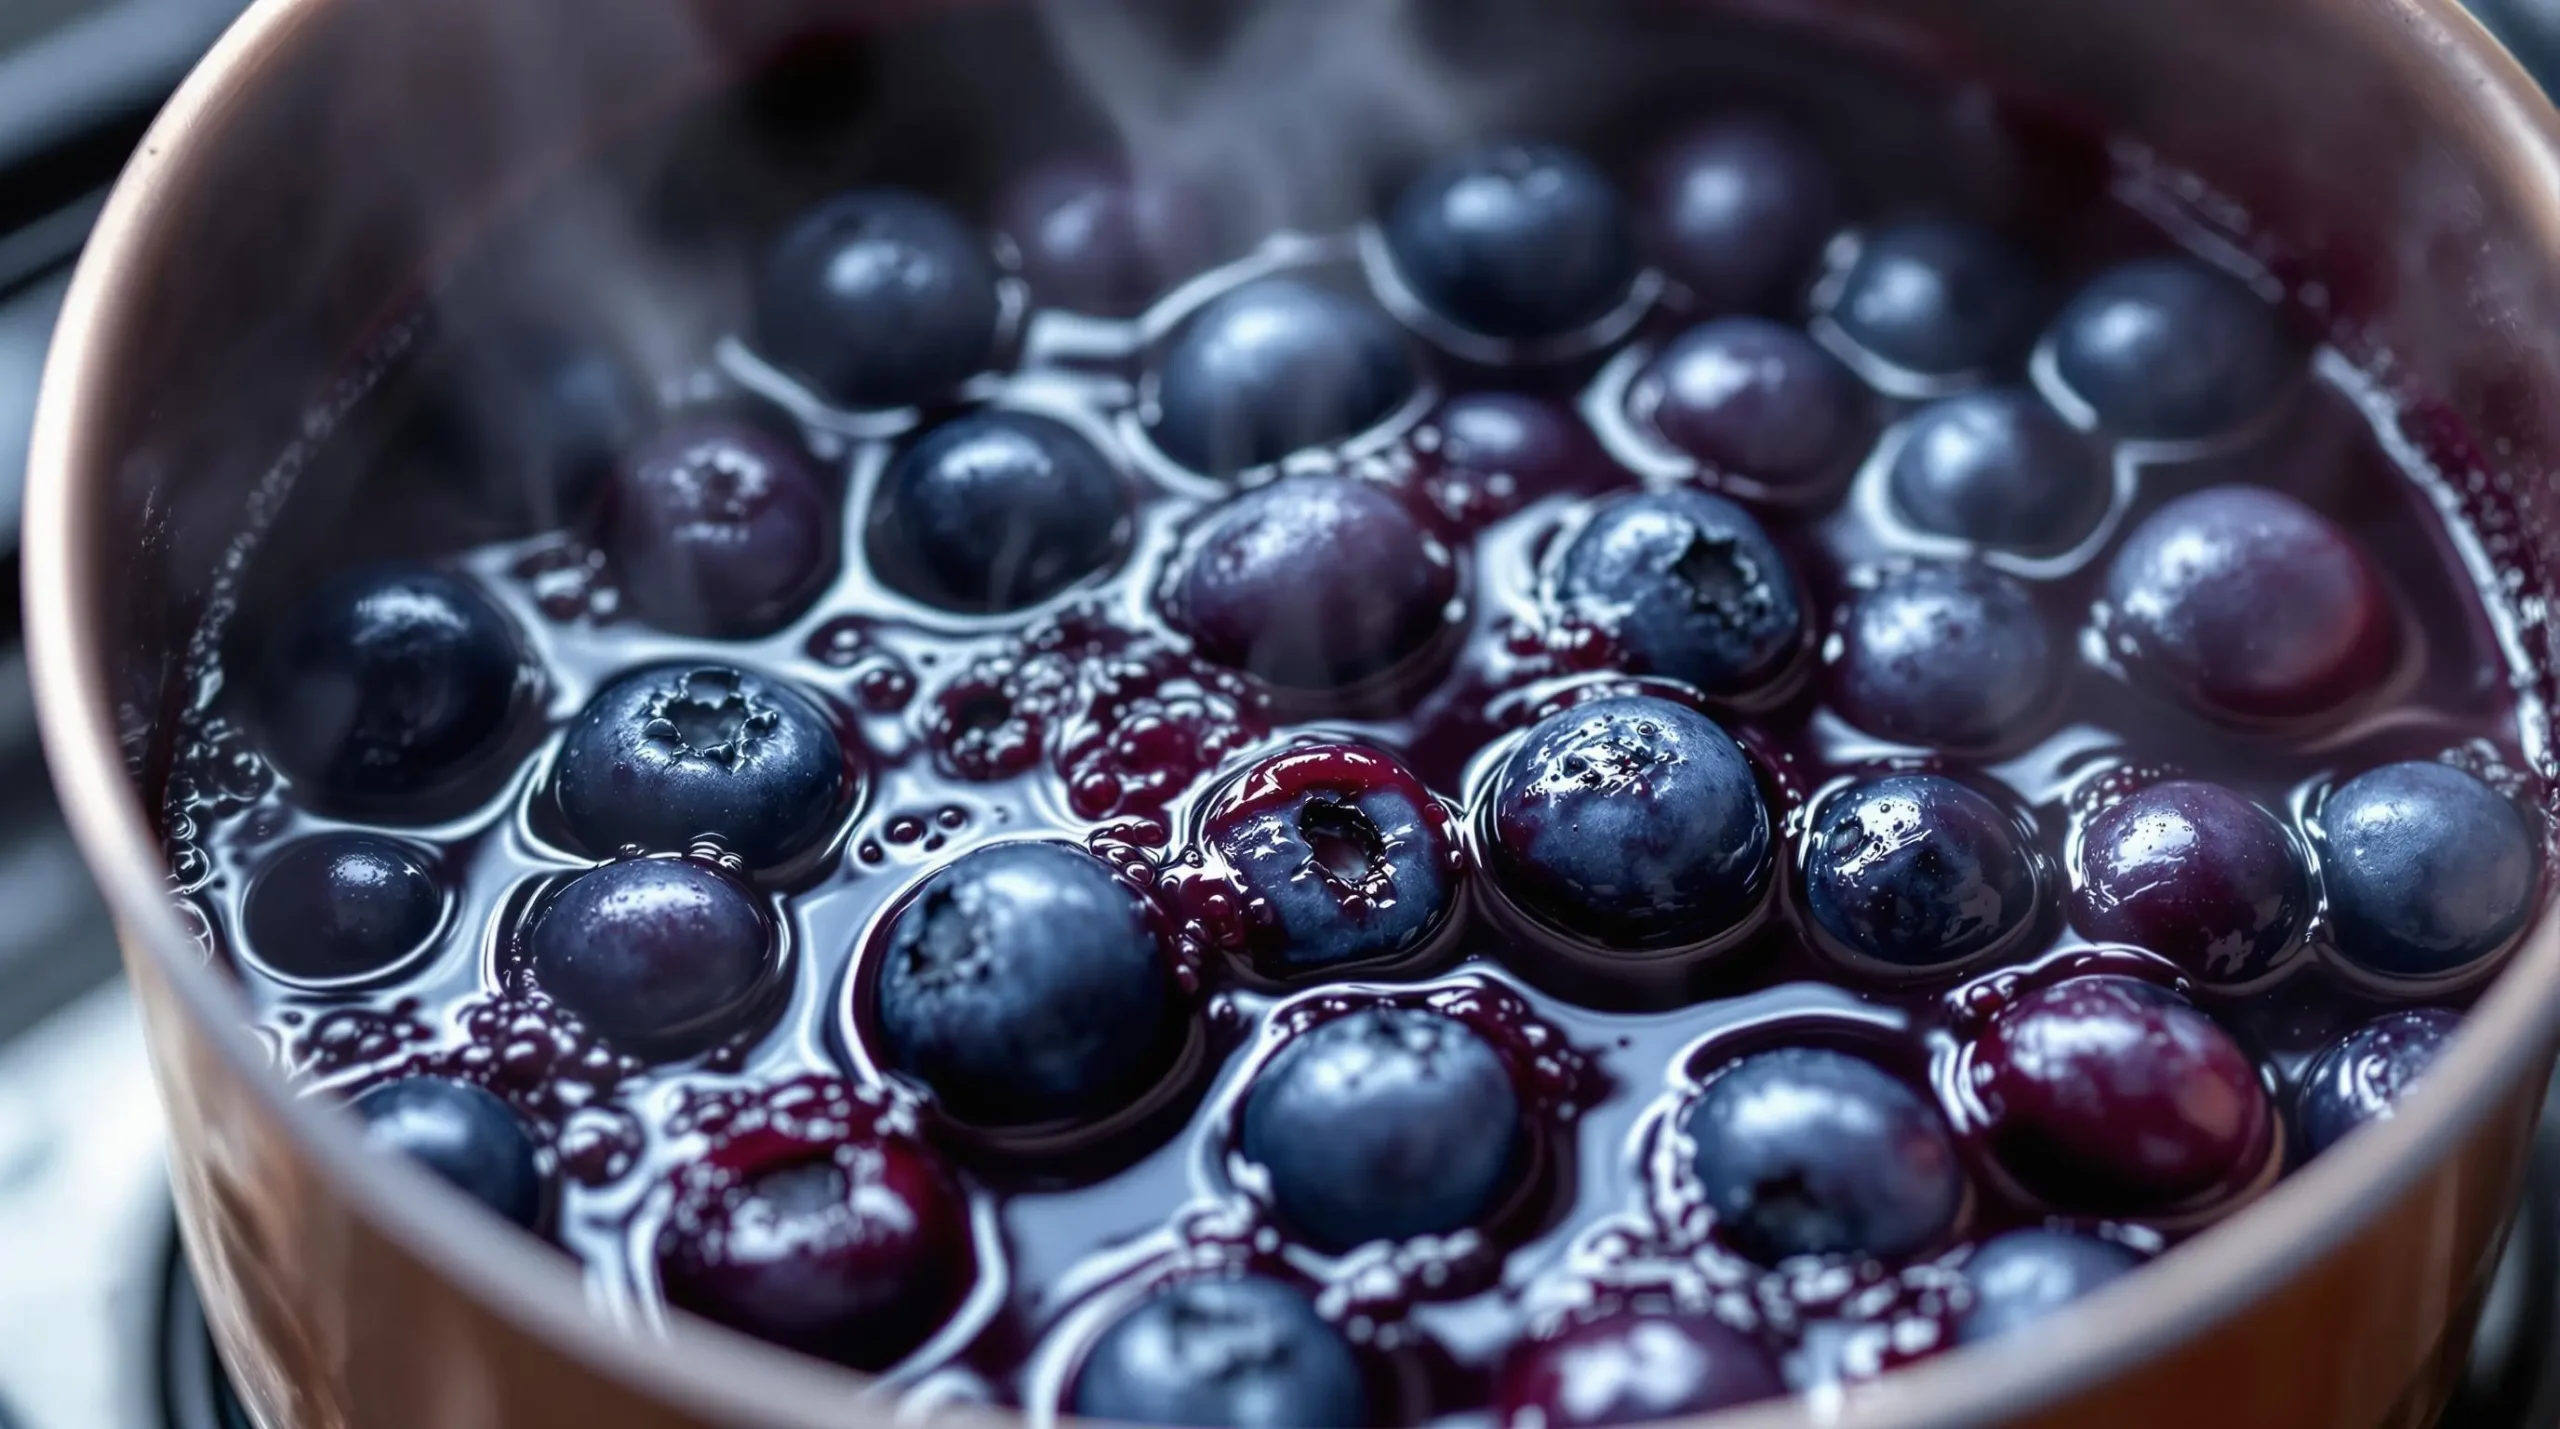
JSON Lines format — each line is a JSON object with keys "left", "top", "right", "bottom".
{"left": 2072, "top": 780, "right": 2307, "bottom": 986}
{"left": 2317, "top": 763, "right": 2538, "bottom": 980}
{"left": 997, "top": 156, "right": 1213, "bottom": 316}
{"left": 1202, "top": 744, "right": 1459, "bottom": 976}
{"left": 1628, "top": 317, "right": 1865, "bottom": 491}
{"left": 527, "top": 858, "right": 776, "bottom": 1059}
{"left": 2296, "top": 1008, "right": 2463, "bottom": 1155}
{"left": 607, "top": 417, "right": 834, "bottom": 638}
{"left": 754, "top": 188, "right": 1003, "bottom": 409}
{"left": 1488, "top": 695, "right": 1773, "bottom": 950}
{"left": 1887, "top": 389, "right": 2106, "bottom": 552}
{"left": 353, "top": 1078, "right": 545, "bottom": 1230}
{"left": 1829, "top": 562, "right": 2056, "bottom": 752}
{"left": 870, "top": 410, "right": 1129, "bottom": 614}
{"left": 1238, "top": 1004, "right": 1522, "bottom": 1251}
{"left": 1384, "top": 142, "right": 1640, "bottom": 341}
{"left": 1496, "top": 1310, "right": 1784, "bottom": 1426}
{"left": 1071, "top": 1275, "right": 1367, "bottom": 1429}
{"left": 2048, "top": 258, "right": 2299, "bottom": 440}
{"left": 1409, "top": 392, "right": 1611, "bottom": 529}
{"left": 871, "top": 842, "right": 1174, "bottom": 1129}
{"left": 1641, "top": 115, "right": 1842, "bottom": 314}
{"left": 553, "top": 664, "right": 850, "bottom": 874}
{"left": 1683, "top": 1047, "right": 1965, "bottom": 1263}
{"left": 1969, "top": 977, "right": 2273, "bottom": 1213}
{"left": 1956, "top": 1230, "right": 2141, "bottom": 1344}
{"left": 256, "top": 565, "right": 530, "bottom": 816}
{"left": 2104, "top": 485, "right": 2395, "bottom": 724}
{"left": 1172, "top": 474, "right": 1457, "bottom": 696}
{"left": 1150, "top": 278, "right": 1418, "bottom": 476}
{"left": 1827, "top": 220, "right": 2040, "bottom": 378}
{"left": 243, "top": 834, "right": 443, "bottom": 982}
{"left": 1803, "top": 774, "right": 2037, "bottom": 971}
{"left": 1556, "top": 489, "right": 1806, "bottom": 698}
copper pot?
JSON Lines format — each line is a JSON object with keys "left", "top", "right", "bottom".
{"left": 24, "top": 0, "right": 2560, "bottom": 1424}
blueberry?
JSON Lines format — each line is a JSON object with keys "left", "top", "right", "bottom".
{"left": 2105, "top": 485, "right": 2394, "bottom": 723}
{"left": 352, "top": 1078, "right": 544, "bottom": 1229}
{"left": 1830, "top": 562, "right": 2056, "bottom": 751}
{"left": 872, "top": 842, "right": 1173, "bottom": 1128}
{"left": 243, "top": 834, "right": 443, "bottom": 982}
{"left": 1642, "top": 116, "right": 1842, "bottom": 314}
{"left": 1488, "top": 695, "right": 1772, "bottom": 950}
{"left": 1071, "top": 1275, "right": 1366, "bottom": 1429}
{"left": 2072, "top": 781, "right": 2307, "bottom": 985}
{"left": 1683, "top": 1047, "right": 1963, "bottom": 1262}
{"left": 870, "top": 411, "right": 1129, "bottom": 613}
{"left": 256, "top": 565, "right": 530, "bottom": 816}
{"left": 997, "top": 156, "right": 1214, "bottom": 316}
{"left": 1628, "top": 317, "right": 1864, "bottom": 489}
{"left": 1555, "top": 489, "right": 1807, "bottom": 698}
{"left": 1173, "top": 474, "right": 1457, "bottom": 695}
{"left": 528, "top": 859, "right": 775, "bottom": 1059}
{"left": 2049, "top": 258, "right": 2299, "bottom": 440}
{"left": 1496, "top": 1311, "right": 1783, "bottom": 1426}
{"left": 1828, "top": 221, "right": 2039, "bottom": 378}
{"left": 1887, "top": 389, "right": 2106, "bottom": 552}
{"left": 2296, "top": 1008, "right": 2463, "bottom": 1155}
{"left": 754, "top": 188, "right": 1003, "bottom": 409}
{"left": 418, "top": 328, "right": 649, "bottom": 531}
{"left": 1384, "top": 142, "right": 1639, "bottom": 341}
{"left": 1970, "top": 977, "right": 2272, "bottom": 1212}
{"left": 607, "top": 418, "right": 835, "bottom": 638}
{"left": 2318, "top": 762, "right": 2538, "bottom": 979}
{"left": 1804, "top": 774, "right": 2036, "bottom": 971}
{"left": 1203, "top": 744, "right": 1457, "bottom": 975}
{"left": 1956, "top": 1230, "right": 2141, "bottom": 1344}
{"left": 1239, "top": 1004, "right": 1521, "bottom": 1250}
{"left": 553, "top": 664, "right": 849, "bottom": 873}
{"left": 1411, "top": 392, "right": 1610, "bottom": 528}
{"left": 1150, "top": 278, "right": 1418, "bottom": 475}
{"left": 658, "top": 1126, "right": 972, "bottom": 1369}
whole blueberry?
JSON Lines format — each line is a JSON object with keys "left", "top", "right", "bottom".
{"left": 2105, "top": 485, "right": 2395, "bottom": 723}
{"left": 1956, "top": 1230, "right": 2141, "bottom": 1344}
{"left": 1385, "top": 142, "right": 1639, "bottom": 341}
{"left": 870, "top": 411, "right": 1129, "bottom": 613}
{"left": 1411, "top": 392, "right": 1611, "bottom": 528}
{"left": 1828, "top": 221, "right": 2040, "bottom": 378}
{"left": 754, "top": 188, "right": 1003, "bottom": 409}
{"left": 1072, "top": 1275, "right": 1366, "bottom": 1429}
{"left": 528, "top": 859, "right": 775, "bottom": 1059}
{"left": 554, "top": 664, "right": 849, "bottom": 873}
{"left": 244, "top": 835, "right": 443, "bottom": 982}
{"left": 1173, "top": 474, "right": 1457, "bottom": 695}
{"left": 1150, "top": 278, "right": 1418, "bottom": 475}
{"left": 256, "top": 565, "right": 530, "bottom": 816}
{"left": 607, "top": 418, "right": 835, "bottom": 638}
{"left": 1204, "top": 744, "right": 1458, "bottom": 976}
{"left": 1684, "top": 1047, "right": 1964, "bottom": 1263}
{"left": 1888, "top": 390, "right": 2106, "bottom": 552}
{"left": 1971, "top": 977, "right": 2272, "bottom": 1212}
{"left": 1628, "top": 317, "right": 1865, "bottom": 490}
{"left": 658, "top": 1130, "right": 972, "bottom": 1369}
{"left": 1804, "top": 774, "right": 2036, "bottom": 971}
{"left": 2072, "top": 781, "right": 2307, "bottom": 985}
{"left": 2049, "top": 258, "right": 2299, "bottom": 440}
{"left": 352, "top": 1078, "right": 544, "bottom": 1229}
{"left": 872, "top": 842, "right": 1172, "bottom": 1128}
{"left": 2296, "top": 1008, "right": 2463, "bottom": 1155}
{"left": 997, "top": 156, "right": 1213, "bottom": 316}
{"left": 1642, "top": 115, "right": 1842, "bottom": 314}
{"left": 1488, "top": 695, "right": 1773, "bottom": 950}
{"left": 1556, "top": 489, "right": 1806, "bottom": 698}
{"left": 1496, "top": 1310, "right": 1783, "bottom": 1426}
{"left": 1239, "top": 1004, "right": 1521, "bottom": 1250}
{"left": 1830, "top": 562, "right": 2056, "bottom": 751}
{"left": 2318, "top": 762, "right": 2539, "bottom": 979}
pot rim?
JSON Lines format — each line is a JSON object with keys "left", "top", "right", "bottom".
{"left": 25, "top": 1, "right": 2560, "bottom": 1425}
